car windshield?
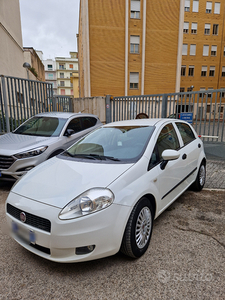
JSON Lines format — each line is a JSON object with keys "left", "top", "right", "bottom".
{"left": 13, "top": 117, "right": 67, "bottom": 137}
{"left": 63, "top": 126, "right": 154, "bottom": 162}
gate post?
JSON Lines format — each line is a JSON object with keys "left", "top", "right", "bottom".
{"left": 1, "top": 76, "right": 10, "bottom": 132}
{"left": 105, "top": 95, "right": 112, "bottom": 124}
{"left": 161, "top": 94, "right": 168, "bottom": 118}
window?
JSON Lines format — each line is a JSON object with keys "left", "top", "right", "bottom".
{"left": 209, "top": 66, "right": 215, "bottom": 77}
{"left": 214, "top": 2, "right": 220, "bottom": 14}
{"left": 154, "top": 124, "right": 180, "bottom": 162}
{"left": 183, "top": 22, "right": 189, "bottom": 33}
{"left": 61, "top": 89, "right": 65, "bottom": 95}
{"left": 199, "top": 88, "right": 206, "bottom": 97}
{"left": 180, "top": 87, "right": 185, "bottom": 92}
{"left": 131, "top": 0, "right": 140, "bottom": 19}
{"left": 206, "top": 1, "right": 212, "bottom": 13}
{"left": 204, "top": 24, "right": 210, "bottom": 35}
{"left": 59, "top": 64, "right": 65, "bottom": 70}
{"left": 71, "top": 90, "right": 73, "bottom": 95}
{"left": 60, "top": 81, "right": 65, "bottom": 86}
{"left": 60, "top": 73, "right": 64, "bottom": 78}
{"left": 130, "top": 72, "right": 139, "bottom": 89}
{"left": 192, "top": 0, "right": 199, "bottom": 12}
{"left": 47, "top": 64, "right": 53, "bottom": 70}
{"left": 201, "top": 66, "right": 207, "bottom": 77}
{"left": 224, "top": 47, "right": 225, "bottom": 56}
{"left": 203, "top": 45, "right": 209, "bottom": 56}
{"left": 208, "top": 88, "right": 213, "bottom": 98}
{"left": 191, "top": 23, "right": 197, "bottom": 34}
{"left": 184, "top": 0, "right": 190, "bottom": 11}
{"left": 211, "top": 45, "right": 217, "bottom": 56}
{"left": 222, "top": 67, "right": 225, "bottom": 77}
{"left": 48, "top": 73, "right": 53, "bottom": 79}
{"left": 69, "top": 64, "right": 73, "bottom": 69}
{"left": 213, "top": 24, "right": 219, "bottom": 35}
{"left": 176, "top": 123, "right": 195, "bottom": 146}
{"left": 181, "top": 65, "right": 186, "bottom": 76}
{"left": 130, "top": 35, "right": 140, "bottom": 53}
{"left": 188, "top": 66, "right": 194, "bottom": 76}
{"left": 182, "top": 44, "right": 188, "bottom": 55}
{"left": 190, "top": 44, "right": 196, "bottom": 56}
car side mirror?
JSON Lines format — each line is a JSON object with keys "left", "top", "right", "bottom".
{"left": 65, "top": 129, "right": 75, "bottom": 137}
{"left": 160, "top": 149, "right": 180, "bottom": 170}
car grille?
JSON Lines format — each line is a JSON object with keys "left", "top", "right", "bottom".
{"left": 0, "top": 155, "right": 15, "bottom": 169}
{"left": 7, "top": 203, "right": 51, "bottom": 233}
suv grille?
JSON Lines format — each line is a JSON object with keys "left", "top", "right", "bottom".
{"left": 0, "top": 155, "right": 15, "bottom": 169}
{"left": 7, "top": 203, "right": 51, "bottom": 233}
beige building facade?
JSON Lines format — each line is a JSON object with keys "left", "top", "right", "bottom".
{"left": 0, "top": 0, "right": 27, "bottom": 78}
{"left": 78, "top": 0, "right": 184, "bottom": 98}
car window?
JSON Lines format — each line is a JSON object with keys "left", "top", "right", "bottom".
{"left": 66, "top": 118, "right": 82, "bottom": 133}
{"left": 13, "top": 117, "right": 67, "bottom": 137}
{"left": 176, "top": 122, "right": 196, "bottom": 146}
{"left": 149, "top": 123, "right": 180, "bottom": 169}
{"left": 81, "top": 117, "right": 97, "bottom": 129}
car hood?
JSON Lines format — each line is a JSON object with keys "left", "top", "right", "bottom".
{"left": 11, "top": 156, "right": 133, "bottom": 208}
{"left": 0, "top": 133, "right": 55, "bottom": 155}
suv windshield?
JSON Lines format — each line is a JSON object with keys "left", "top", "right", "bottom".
{"left": 63, "top": 126, "right": 154, "bottom": 162}
{"left": 13, "top": 117, "right": 67, "bottom": 137}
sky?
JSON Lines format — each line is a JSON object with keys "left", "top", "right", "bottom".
{"left": 19, "top": 0, "right": 80, "bottom": 60}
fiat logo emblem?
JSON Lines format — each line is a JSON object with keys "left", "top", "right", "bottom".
{"left": 20, "top": 212, "right": 26, "bottom": 223}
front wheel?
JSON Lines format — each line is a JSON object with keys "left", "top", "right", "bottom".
{"left": 191, "top": 161, "right": 206, "bottom": 191}
{"left": 120, "top": 197, "right": 153, "bottom": 258}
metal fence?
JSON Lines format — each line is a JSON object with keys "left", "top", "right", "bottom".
{"left": 107, "top": 89, "right": 225, "bottom": 142}
{"left": 0, "top": 75, "right": 73, "bottom": 133}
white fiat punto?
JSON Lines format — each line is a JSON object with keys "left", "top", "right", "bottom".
{"left": 5, "top": 118, "right": 206, "bottom": 263}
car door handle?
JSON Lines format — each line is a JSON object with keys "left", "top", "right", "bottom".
{"left": 182, "top": 154, "right": 187, "bottom": 160}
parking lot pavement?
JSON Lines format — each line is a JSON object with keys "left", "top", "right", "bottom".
{"left": 205, "top": 160, "right": 225, "bottom": 189}
{"left": 0, "top": 165, "right": 224, "bottom": 300}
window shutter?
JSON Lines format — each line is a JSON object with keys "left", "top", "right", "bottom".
{"left": 206, "top": 2, "right": 212, "bottom": 10}
{"left": 182, "top": 44, "right": 188, "bottom": 55}
{"left": 130, "top": 36, "right": 140, "bottom": 44}
{"left": 214, "top": 2, "right": 220, "bottom": 14}
{"left": 202, "top": 66, "right": 207, "bottom": 72}
{"left": 203, "top": 45, "right": 209, "bottom": 56}
{"left": 130, "top": 72, "right": 139, "bottom": 83}
{"left": 193, "top": 0, "right": 199, "bottom": 12}
{"left": 131, "top": 0, "right": 140, "bottom": 11}
{"left": 183, "top": 22, "right": 189, "bottom": 30}
{"left": 192, "top": 23, "right": 197, "bottom": 30}
{"left": 190, "top": 44, "right": 196, "bottom": 55}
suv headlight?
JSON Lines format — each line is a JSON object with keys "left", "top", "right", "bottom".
{"left": 14, "top": 146, "right": 48, "bottom": 159}
{"left": 59, "top": 188, "right": 114, "bottom": 220}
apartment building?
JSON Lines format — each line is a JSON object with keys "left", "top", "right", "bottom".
{"left": 181, "top": 0, "right": 225, "bottom": 95}
{"left": 78, "top": 0, "right": 184, "bottom": 98}
{"left": 55, "top": 52, "right": 79, "bottom": 96}
{"left": 43, "top": 59, "right": 57, "bottom": 95}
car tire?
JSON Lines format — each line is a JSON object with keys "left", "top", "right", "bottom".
{"left": 191, "top": 161, "right": 206, "bottom": 191}
{"left": 120, "top": 197, "right": 153, "bottom": 258}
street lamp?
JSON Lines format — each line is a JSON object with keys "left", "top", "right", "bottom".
{"left": 23, "top": 62, "right": 31, "bottom": 79}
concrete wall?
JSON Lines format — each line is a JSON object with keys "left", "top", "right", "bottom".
{"left": 73, "top": 96, "right": 106, "bottom": 123}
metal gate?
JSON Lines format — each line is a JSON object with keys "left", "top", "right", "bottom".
{"left": 0, "top": 75, "right": 73, "bottom": 133}
{"left": 106, "top": 89, "right": 225, "bottom": 142}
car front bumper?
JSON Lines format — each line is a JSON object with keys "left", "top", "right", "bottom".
{"left": 6, "top": 192, "right": 130, "bottom": 263}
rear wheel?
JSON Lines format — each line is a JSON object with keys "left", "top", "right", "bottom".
{"left": 120, "top": 197, "right": 153, "bottom": 258}
{"left": 191, "top": 161, "right": 206, "bottom": 191}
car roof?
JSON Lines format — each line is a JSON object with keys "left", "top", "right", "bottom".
{"left": 34, "top": 112, "right": 98, "bottom": 119}
{"left": 104, "top": 118, "right": 182, "bottom": 127}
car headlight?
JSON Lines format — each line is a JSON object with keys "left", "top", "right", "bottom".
{"left": 59, "top": 188, "right": 114, "bottom": 220}
{"left": 14, "top": 146, "right": 48, "bottom": 159}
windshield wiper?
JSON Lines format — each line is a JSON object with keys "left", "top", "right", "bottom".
{"left": 63, "top": 152, "right": 120, "bottom": 161}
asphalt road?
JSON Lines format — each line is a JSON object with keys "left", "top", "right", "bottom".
{"left": 0, "top": 181, "right": 224, "bottom": 300}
